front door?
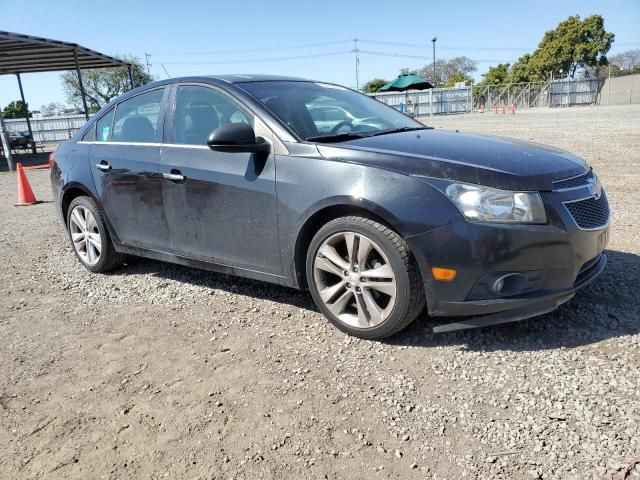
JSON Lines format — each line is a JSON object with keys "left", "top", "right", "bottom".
{"left": 89, "top": 88, "right": 171, "bottom": 251}
{"left": 159, "top": 84, "right": 281, "bottom": 276}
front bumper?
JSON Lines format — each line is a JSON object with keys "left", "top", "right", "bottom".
{"left": 431, "top": 253, "right": 606, "bottom": 332}
{"left": 406, "top": 186, "right": 610, "bottom": 330}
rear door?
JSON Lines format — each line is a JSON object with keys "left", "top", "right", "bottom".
{"left": 89, "top": 88, "right": 171, "bottom": 250}
{"left": 159, "top": 83, "right": 281, "bottom": 276}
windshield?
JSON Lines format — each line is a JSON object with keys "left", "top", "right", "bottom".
{"left": 237, "top": 81, "right": 424, "bottom": 141}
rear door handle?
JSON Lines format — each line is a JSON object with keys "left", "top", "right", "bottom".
{"left": 96, "top": 161, "right": 111, "bottom": 171}
{"left": 163, "top": 171, "right": 185, "bottom": 182}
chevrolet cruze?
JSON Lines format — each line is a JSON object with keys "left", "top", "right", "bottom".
{"left": 51, "top": 75, "right": 610, "bottom": 338}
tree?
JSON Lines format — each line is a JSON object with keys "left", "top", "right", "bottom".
{"left": 3, "top": 100, "right": 31, "bottom": 119}
{"left": 61, "top": 56, "right": 153, "bottom": 113}
{"left": 442, "top": 71, "right": 471, "bottom": 88}
{"left": 477, "top": 64, "right": 511, "bottom": 87}
{"left": 363, "top": 78, "right": 388, "bottom": 93}
{"left": 526, "top": 14, "right": 614, "bottom": 81}
{"left": 402, "top": 56, "right": 477, "bottom": 87}
{"left": 508, "top": 54, "right": 531, "bottom": 83}
{"left": 40, "top": 102, "right": 67, "bottom": 117}
{"left": 477, "top": 14, "right": 614, "bottom": 85}
{"left": 608, "top": 49, "right": 640, "bottom": 74}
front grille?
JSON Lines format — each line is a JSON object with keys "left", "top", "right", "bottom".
{"left": 553, "top": 170, "right": 595, "bottom": 189}
{"left": 564, "top": 190, "right": 610, "bottom": 229}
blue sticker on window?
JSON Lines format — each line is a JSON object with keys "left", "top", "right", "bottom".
{"left": 101, "top": 126, "right": 110, "bottom": 142}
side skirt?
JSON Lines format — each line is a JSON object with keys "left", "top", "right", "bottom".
{"left": 113, "top": 242, "right": 291, "bottom": 287}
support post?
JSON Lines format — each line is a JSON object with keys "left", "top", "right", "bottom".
{"left": 15, "top": 73, "right": 37, "bottom": 154}
{"left": 74, "top": 50, "right": 90, "bottom": 121}
{"left": 0, "top": 110, "right": 14, "bottom": 171}
{"left": 127, "top": 64, "right": 134, "bottom": 90}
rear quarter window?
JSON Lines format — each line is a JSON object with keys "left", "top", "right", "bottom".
{"left": 95, "top": 109, "right": 115, "bottom": 142}
{"left": 81, "top": 123, "right": 96, "bottom": 141}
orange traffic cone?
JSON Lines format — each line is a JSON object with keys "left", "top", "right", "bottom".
{"left": 511, "top": 103, "right": 516, "bottom": 114}
{"left": 14, "top": 163, "right": 40, "bottom": 206}
{"left": 502, "top": 104, "right": 507, "bottom": 114}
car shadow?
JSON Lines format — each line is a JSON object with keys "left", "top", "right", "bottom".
{"left": 115, "top": 249, "right": 639, "bottom": 352}
{"left": 115, "top": 256, "right": 315, "bottom": 311}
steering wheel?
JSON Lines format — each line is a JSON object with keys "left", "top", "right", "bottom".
{"left": 330, "top": 120, "right": 354, "bottom": 134}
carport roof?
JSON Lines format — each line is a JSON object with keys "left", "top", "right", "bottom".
{"left": 0, "top": 30, "right": 129, "bottom": 74}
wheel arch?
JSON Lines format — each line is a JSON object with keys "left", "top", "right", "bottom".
{"left": 293, "top": 197, "right": 403, "bottom": 289}
{"left": 61, "top": 183, "right": 98, "bottom": 226}
{"left": 60, "top": 183, "right": 119, "bottom": 242}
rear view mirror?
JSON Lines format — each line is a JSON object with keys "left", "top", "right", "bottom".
{"left": 207, "top": 123, "right": 270, "bottom": 154}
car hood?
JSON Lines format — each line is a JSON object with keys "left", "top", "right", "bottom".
{"left": 316, "top": 129, "right": 589, "bottom": 191}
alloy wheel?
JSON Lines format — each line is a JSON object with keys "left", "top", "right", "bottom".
{"left": 69, "top": 205, "right": 102, "bottom": 266}
{"left": 313, "top": 231, "right": 397, "bottom": 328}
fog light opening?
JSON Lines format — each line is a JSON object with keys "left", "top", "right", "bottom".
{"left": 492, "top": 273, "right": 528, "bottom": 296}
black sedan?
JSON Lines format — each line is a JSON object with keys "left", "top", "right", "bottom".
{"left": 50, "top": 75, "right": 610, "bottom": 338}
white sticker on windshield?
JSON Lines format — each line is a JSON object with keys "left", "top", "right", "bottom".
{"left": 314, "top": 82, "right": 347, "bottom": 90}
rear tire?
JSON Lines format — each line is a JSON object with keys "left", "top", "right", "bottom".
{"left": 66, "top": 196, "right": 123, "bottom": 273}
{"left": 306, "top": 216, "right": 425, "bottom": 339}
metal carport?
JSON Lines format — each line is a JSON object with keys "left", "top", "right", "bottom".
{"left": 0, "top": 30, "right": 133, "bottom": 170}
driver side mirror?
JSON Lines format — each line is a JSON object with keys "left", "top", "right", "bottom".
{"left": 207, "top": 123, "right": 270, "bottom": 154}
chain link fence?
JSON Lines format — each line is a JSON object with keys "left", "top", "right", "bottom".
{"left": 371, "top": 78, "right": 600, "bottom": 115}
{"left": 473, "top": 78, "right": 599, "bottom": 111}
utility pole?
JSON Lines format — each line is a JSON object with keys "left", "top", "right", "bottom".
{"left": 431, "top": 37, "right": 437, "bottom": 86}
{"left": 145, "top": 53, "right": 151, "bottom": 76}
{"left": 353, "top": 39, "right": 360, "bottom": 91}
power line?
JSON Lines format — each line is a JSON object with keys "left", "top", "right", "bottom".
{"left": 359, "top": 50, "right": 510, "bottom": 63}
{"left": 359, "top": 39, "right": 532, "bottom": 51}
{"left": 160, "top": 50, "right": 353, "bottom": 65}
{"left": 149, "top": 38, "right": 640, "bottom": 60}
{"left": 149, "top": 39, "right": 352, "bottom": 56}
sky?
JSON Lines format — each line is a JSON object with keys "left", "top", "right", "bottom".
{"left": 1, "top": 0, "right": 639, "bottom": 110}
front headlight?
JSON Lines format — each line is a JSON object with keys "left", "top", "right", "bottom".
{"left": 445, "top": 183, "right": 547, "bottom": 224}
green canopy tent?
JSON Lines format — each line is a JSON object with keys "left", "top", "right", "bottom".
{"left": 378, "top": 74, "right": 433, "bottom": 92}
{"left": 378, "top": 74, "right": 433, "bottom": 116}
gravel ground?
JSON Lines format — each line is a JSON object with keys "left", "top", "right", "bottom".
{"left": 1, "top": 104, "right": 639, "bottom": 480}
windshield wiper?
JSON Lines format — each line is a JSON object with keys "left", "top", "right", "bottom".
{"left": 369, "top": 126, "right": 431, "bottom": 137}
{"left": 306, "top": 132, "right": 369, "bottom": 143}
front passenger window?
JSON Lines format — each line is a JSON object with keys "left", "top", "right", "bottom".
{"left": 173, "top": 86, "right": 253, "bottom": 145}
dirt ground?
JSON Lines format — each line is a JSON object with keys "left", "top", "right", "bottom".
{"left": 1, "top": 105, "right": 639, "bottom": 480}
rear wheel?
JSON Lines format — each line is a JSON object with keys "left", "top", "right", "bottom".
{"left": 67, "top": 196, "right": 123, "bottom": 273}
{"left": 306, "top": 216, "right": 425, "bottom": 339}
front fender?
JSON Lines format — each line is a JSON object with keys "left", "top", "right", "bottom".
{"left": 276, "top": 152, "right": 460, "bottom": 287}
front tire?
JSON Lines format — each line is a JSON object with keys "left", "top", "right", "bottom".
{"left": 66, "top": 196, "right": 123, "bottom": 273}
{"left": 306, "top": 216, "right": 425, "bottom": 339}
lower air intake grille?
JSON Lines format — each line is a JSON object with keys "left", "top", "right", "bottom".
{"left": 564, "top": 190, "right": 610, "bottom": 230}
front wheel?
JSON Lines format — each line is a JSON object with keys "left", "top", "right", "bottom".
{"left": 306, "top": 216, "right": 425, "bottom": 339}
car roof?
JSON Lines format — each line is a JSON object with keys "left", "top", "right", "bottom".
{"left": 204, "top": 74, "right": 313, "bottom": 83}
{"left": 120, "top": 75, "right": 317, "bottom": 99}
{"left": 142, "top": 74, "right": 313, "bottom": 88}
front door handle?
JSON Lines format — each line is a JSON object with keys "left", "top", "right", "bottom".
{"left": 163, "top": 171, "right": 185, "bottom": 182}
{"left": 96, "top": 161, "right": 111, "bottom": 171}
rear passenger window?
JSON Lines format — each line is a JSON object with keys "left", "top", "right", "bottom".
{"left": 173, "top": 86, "right": 252, "bottom": 145}
{"left": 95, "top": 109, "right": 114, "bottom": 142}
{"left": 111, "top": 89, "right": 164, "bottom": 143}
{"left": 82, "top": 123, "right": 96, "bottom": 141}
